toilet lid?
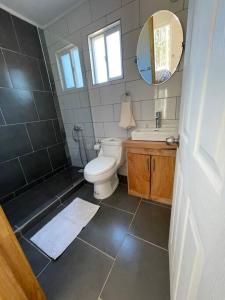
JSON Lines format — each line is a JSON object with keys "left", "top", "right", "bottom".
{"left": 85, "top": 157, "right": 116, "bottom": 176}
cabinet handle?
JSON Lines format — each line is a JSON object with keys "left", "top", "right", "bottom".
{"left": 152, "top": 158, "right": 155, "bottom": 172}
{"left": 147, "top": 158, "right": 150, "bottom": 172}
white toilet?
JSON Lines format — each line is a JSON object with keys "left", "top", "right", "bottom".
{"left": 84, "top": 138, "right": 124, "bottom": 199}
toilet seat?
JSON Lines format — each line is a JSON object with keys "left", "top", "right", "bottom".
{"left": 84, "top": 156, "right": 117, "bottom": 183}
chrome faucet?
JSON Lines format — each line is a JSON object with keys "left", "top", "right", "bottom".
{"left": 155, "top": 111, "right": 161, "bottom": 129}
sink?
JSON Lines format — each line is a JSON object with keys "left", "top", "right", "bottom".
{"left": 131, "top": 128, "right": 178, "bottom": 141}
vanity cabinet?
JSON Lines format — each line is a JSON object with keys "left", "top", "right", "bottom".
{"left": 124, "top": 140, "right": 177, "bottom": 205}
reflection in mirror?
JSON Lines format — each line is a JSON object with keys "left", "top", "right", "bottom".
{"left": 137, "top": 10, "right": 183, "bottom": 85}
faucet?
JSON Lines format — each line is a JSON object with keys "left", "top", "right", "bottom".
{"left": 155, "top": 111, "right": 161, "bottom": 129}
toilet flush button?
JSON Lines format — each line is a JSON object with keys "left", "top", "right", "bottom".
{"left": 94, "top": 143, "right": 101, "bottom": 150}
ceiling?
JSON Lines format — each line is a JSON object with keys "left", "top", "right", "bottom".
{"left": 0, "top": 0, "right": 84, "bottom": 28}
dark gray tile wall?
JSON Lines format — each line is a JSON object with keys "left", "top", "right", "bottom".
{"left": 0, "top": 8, "right": 69, "bottom": 203}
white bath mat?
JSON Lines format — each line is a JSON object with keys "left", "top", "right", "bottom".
{"left": 30, "top": 198, "right": 99, "bottom": 259}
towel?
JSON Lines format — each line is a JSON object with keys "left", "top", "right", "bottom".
{"left": 119, "top": 98, "right": 136, "bottom": 129}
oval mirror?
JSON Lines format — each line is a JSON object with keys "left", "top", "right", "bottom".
{"left": 137, "top": 10, "right": 183, "bottom": 85}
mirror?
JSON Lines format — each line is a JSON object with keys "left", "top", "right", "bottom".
{"left": 137, "top": 10, "right": 183, "bottom": 85}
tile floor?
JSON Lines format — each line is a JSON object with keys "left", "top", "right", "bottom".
{"left": 18, "top": 183, "right": 171, "bottom": 300}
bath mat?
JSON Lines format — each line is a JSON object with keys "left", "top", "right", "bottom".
{"left": 30, "top": 198, "right": 99, "bottom": 259}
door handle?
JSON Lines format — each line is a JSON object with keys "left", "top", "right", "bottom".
{"left": 166, "top": 135, "right": 180, "bottom": 147}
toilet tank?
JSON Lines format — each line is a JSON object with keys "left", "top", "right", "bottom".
{"left": 99, "top": 138, "right": 124, "bottom": 166}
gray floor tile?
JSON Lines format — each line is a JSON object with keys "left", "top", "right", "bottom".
{"left": 101, "top": 184, "right": 140, "bottom": 213}
{"left": 101, "top": 235, "right": 170, "bottom": 300}
{"left": 79, "top": 205, "right": 132, "bottom": 257}
{"left": 62, "top": 183, "right": 99, "bottom": 206}
{"left": 130, "top": 201, "right": 171, "bottom": 249}
{"left": 38, "top": 238, "right": 113, "bottom": 300}
{"left": 19, "top": 237, "right": 50, "bottom": 276}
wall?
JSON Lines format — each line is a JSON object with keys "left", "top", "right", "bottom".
{"left": 44, "top": 0, "right": 188, "bottom": 172}
{"left": 0, "top": 9, "right": 68, "bottom": 204}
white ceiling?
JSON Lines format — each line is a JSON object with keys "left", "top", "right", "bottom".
{"left": 0, "top": 0, "right": 84, "bottom": 28}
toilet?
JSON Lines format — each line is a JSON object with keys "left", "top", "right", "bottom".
{"left": 84, "top": 138, "right": 124, "bottom": 199}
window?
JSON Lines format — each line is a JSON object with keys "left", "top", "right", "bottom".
{"left": 154, "top": 24, "right": 171, "bottom": 72}
{"left": 88, "top": 21, "right": 123, "bottom": 85}
{"left": 56, "top": 45, "right": 84, "bottom": 90}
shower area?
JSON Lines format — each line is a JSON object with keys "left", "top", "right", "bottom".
{"left": 0, "top": 8, "right": 95, "bottom": 233}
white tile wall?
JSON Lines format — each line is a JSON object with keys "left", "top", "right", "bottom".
{"left": 157, "top": 72, "right": 182, "bottom": 98}
{"left": 104, "top": 122, "right": 128, "bottom": 138}
{"left": 92, "top": 105, "right": 114, "bottom": 122}
{"left": 123, "top": 57, "right": 140, "bottom": 81}
{"left": 79, "top": 91, "right": 90, "bottom": 107}
{"left": 122, "top": 28, "right": 141, "bottom": 59}
{"left": 44, "top": 0, "right": 187, "bottom": 171}
{"left": 93, "top": 122, "right": 105, "bottom": 138}
{"left": 113, "top": 103, "right": 121, "bottom": 122}
{"left": 155, "top": 97, "right": 177, "bottom": 120}
{"left": 67, "top": 1, "right": 92, "bottom": 33}
{"left": 126, "top": 79, "right": 158, "bottom": 101}
{"left": 140, "top": 0, "right": 184, "bottom": 25}
{"left": 89, "top": 89, "right": 101, "bottom": 106}
{"left": 184, "top": 0, "right": 189, "bottom": 9}
{"left": 106, "top": 0, "right": 139, "bottom": 34}
{"left": 99, "top": 83, "right": 125, "bottom": 105}
{"left": 141, "top": 100, "right": 155, "bottom": 120}
{"left": 89, "top": 0, "right": 121, "bottom": 20}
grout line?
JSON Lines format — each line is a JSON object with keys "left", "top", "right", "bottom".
{"left": 0, "top": 141, "right": 64, "bottom": 165}
{"left": 31, "top": 91, "right": 41, "bottom": 121}
{"left": 52, "top": 119, "right": 59, "bottom": 143}
{"left": 37, "top": 29, "right": 53, "bottom": 93}
{"left": 77, "top": 237, "right": 115, "bottom": 261}
{"left": 1, "top": 163, "right": 68, "bottom": 206}
{"left": 46, "top": 147, "right": 54, "bottom": 171}
{"left": 128, "top": 233, "right": 168, "bottom": 252}
{"left": 1, "top": 48, "right": 14, "bottom": 89}
{"left": 0, "top": 118, "right": 61, "bottom": 127}
{"left": 97, "top": 255, "right": 117, "bottom": 299}
{"left": 25, "top": 123, "right": 34, "bottom": 152}
{"left": 37, "top": 260, "right": 52, "bottom": 278}
{"left": 100, "top": 202, "right": 134, "bottom": 215}
{"left": 10, "top": 15, "right": 21, "bottom": 52}
{"left": 22, "top": 235, "right": 52, "bottom": 260}
{"left": 0, "top": 106, "right": 6, "bottom": 125}
{"left": 128, "top": 198, "right": 142, "bottom": 230}
{"left": 141, "top": 199, "right": 171, "bottom": 210}
{"left": 97, "top": 198, "right": 142, "bottom": 299}
{"left": 18, "top": 157, "right": 28, "bottom": 184}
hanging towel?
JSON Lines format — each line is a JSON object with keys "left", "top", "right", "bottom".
{"left": 119, "top": 98, "right": 136, "bottom": 129}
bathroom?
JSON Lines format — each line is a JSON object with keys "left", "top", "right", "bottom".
{"left": 0, "top": 0, "right": 225, "bottom": 299}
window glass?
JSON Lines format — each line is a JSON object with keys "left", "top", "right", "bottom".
{"left": 60, "top": 53, "right": 75, "bottom": 89}
{"left": 92, "top": 34, "right": 108, "bottom": 84}
{"left": 106, "top": 30, "right": 122, "bottom": 79}
{"left": 154, "top": 25, "right": 171, "bottom": 72}
{"left": 88, "top": 21, "right": 123, "bottom": 85}
{"left": 71, "top": 48, "right": 84, "bottom": 88}
{"left": 57, "top": 46, "right": 84, "bottom": 90}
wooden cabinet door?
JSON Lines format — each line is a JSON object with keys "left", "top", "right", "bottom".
{"left": 150, "top": 155, "right": 175, "bottom": 205}
{"left": 0, "top": 208, "right": 46, "bottom": 300}
{"left": 127, "top": 152, "right": 150, "bottom": 199}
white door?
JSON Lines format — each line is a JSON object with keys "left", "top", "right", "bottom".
{"left": 169, "top": 0, "right": 225, "bottom": 299}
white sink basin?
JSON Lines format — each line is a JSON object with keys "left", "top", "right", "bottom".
{"left": 131, "top": 128, "right": 178, "bottom": 141}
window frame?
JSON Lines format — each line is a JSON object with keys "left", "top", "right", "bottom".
{"left": 88, "top": 20, "right": 123, "bottom": 85}
{"left": 56, "top": 44, "right": 84, "bottom": 91}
